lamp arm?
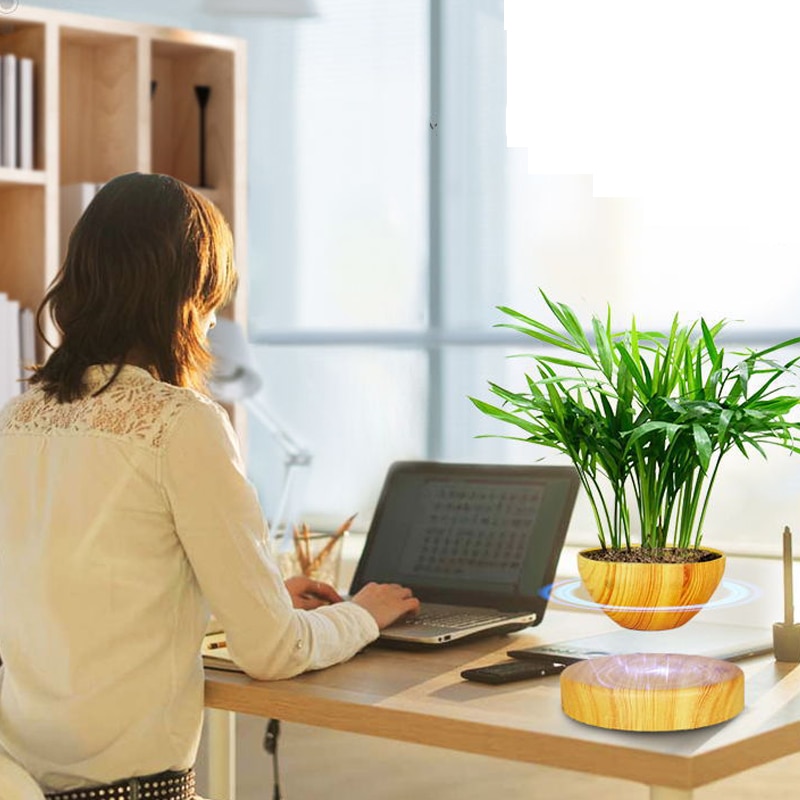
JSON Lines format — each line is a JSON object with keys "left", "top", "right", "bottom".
{"left": 242, "top": 395, "right": 313, "bottom": 467}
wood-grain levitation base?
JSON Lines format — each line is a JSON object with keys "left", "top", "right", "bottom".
{"left": 560, "top": 653, "right": 744, "bottom": 731}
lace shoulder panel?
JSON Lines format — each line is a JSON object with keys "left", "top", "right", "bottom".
{"left": 0, "top": 366, "right": 210, "bottom": 449}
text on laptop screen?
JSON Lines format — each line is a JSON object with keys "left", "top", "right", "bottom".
{"left": 356, "top": 466, "right": 576, "bottom": 600}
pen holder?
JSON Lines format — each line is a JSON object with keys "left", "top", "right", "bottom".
{"left": 276, "top": 530, "right": 347, "bottom": 588}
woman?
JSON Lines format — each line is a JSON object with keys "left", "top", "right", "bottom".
{"left": 0, "top": 172, "right": 418, "bottom": 799}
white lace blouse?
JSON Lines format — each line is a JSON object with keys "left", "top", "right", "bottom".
{"left": 0, "top": 365, "right": 379, "bottom": 792}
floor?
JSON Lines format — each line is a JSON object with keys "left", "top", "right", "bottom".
{"left": 194, "top": 713, "right": 800, "bottom": 800}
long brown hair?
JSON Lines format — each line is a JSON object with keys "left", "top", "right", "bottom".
{"left": 32, "top": 172, "right": 237, "bottom": 402}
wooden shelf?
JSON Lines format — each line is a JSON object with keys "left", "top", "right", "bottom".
{"left": 59, "top": 27, "right": 139, "bottom": 185}
{"left": 0, "top": 20, "right": 45, "bottom": 172}
{"left": 0, "top": 184, "right": 45, "bottom": 315}
{"left": 0, "top": 168, "right": 46, "bottom": 186}
{"left": 151, "top": 40, "right": 236, "bottom": 225}
{"left": 0, "top": 6, "right": 247, "bottom": 432}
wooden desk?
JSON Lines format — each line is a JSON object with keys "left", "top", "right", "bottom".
{"left": 204, "top": 609, "right": 800, "bottom": 800}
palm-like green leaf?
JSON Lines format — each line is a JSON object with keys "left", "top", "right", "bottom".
{"left": 470, "top": 289, "right": 800, "bottom": 550}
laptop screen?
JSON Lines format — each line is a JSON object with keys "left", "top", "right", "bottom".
{"left": 350, "top": 462, "right": 579, "bottom": 612}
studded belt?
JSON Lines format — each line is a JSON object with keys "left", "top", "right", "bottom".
{"left": 44, "top": 768, "right": 195, "bottom": 800}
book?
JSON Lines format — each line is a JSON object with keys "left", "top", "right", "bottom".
{"left": 4, "top": 294, "right": 20, "bottom": 399}
{"left": 18, "top": 307, "right": 36, "bottom": 384}
{"left": 1, "top": 54, "right": 17, "bottom": 168}
{"left": 0, "top": 294, "right": 9, "bottom": 407}
{"left": 0, "top": 293, "right": 21, "bottom": 406}
{"left": 202, "top": 632, "right": 243, "bottom": 673}
{"left": 17, "top": 57, "right": 33, "bottom": 170}
{"left": 60, "top": 183, "right": 102, "bottom": 258}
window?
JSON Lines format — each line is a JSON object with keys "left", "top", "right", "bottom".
{"left": 246, "top": 0, "right": 800, "bottom": 554}
{"left": 246, "top": 0, "right": 429, "bottom": 524}
{"left": 498, "top": 0, "right": 800, "bottom": 553}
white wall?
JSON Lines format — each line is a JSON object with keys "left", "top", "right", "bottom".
{"left": 20, "top": 0, "right": 211, "bottom": 29}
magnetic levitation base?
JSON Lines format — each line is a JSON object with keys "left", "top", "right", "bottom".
{"left": 560, "top": 653, "right": 744, "bottom": 731}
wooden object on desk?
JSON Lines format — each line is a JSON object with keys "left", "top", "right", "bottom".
{"left": 205, "top": 608, "right": 800, "bottom": 795}
{"left": 577, "top": 548, "right": 727, "bottom": 630}
{"left": 560, "top": 652, "right": 744, "bottom": 731}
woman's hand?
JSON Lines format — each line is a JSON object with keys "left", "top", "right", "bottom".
{"left": 285, "top": 576, "right": 343, "bottom": 610}
{"left": 352, "top": 582, "right": 420, "bottom": 629}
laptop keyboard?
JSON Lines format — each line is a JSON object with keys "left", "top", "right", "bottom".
{"left": 402, "top": 605, "right": 515, "bottom": 630}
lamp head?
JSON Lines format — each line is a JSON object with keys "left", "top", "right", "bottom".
{"left": 207, "top": 317, "right": 263, "bottom": 402}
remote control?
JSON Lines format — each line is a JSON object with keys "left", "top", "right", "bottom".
{"left": 460, "top": 657, "right": 573, "bottom": 685}
{"left": 507, "top": 648, "right": 586, "bottom": 664}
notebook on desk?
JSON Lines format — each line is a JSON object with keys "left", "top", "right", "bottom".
{"left": 508, "top": 622, "right": 773, "bottom": 662}
{"left": 348, "top": 461, "right": 580, "bottom": 646}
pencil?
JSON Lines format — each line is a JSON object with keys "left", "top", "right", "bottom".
{"left": 334, "top": 512, "right": 358, "bottom": 538}
{"left": 301, "top": 523, "right": 312, "bottom": 575}
{"left": 293, "top": 524, "right": 308, "bottom": 573}
{"left": 309, "top": 513, "right": 357, "bottom": 573}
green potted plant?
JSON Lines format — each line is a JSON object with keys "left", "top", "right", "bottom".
{"left": 470, "top": 291, "right": 800, "bottom": 630}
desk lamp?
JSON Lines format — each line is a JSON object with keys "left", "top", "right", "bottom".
{"left": 208, "top": 317, "right": 312, "bottom": 543}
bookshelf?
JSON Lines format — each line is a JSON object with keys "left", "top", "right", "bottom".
{"left": 0, "top": 5, "right": 247, "bottom": 428}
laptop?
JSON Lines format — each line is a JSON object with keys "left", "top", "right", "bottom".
{"left": 348, "top": 461, "right": 580, "bottom": 646}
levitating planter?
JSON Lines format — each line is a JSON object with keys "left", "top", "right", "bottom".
{"left": 560, "top": 653, "right": 744, "bottom": 731}
{"left": 577, "top": 548, "right": 726, "bottom": 631}
{"left": 565, "top": 548, "right": 739, "bottom": 730}
{"left": 471, "top": 291, "right": 800, "bottom": 732}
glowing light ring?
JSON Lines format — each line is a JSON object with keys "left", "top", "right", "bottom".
{"left": 540, "top": 577, "right": 760, "bottom": 613}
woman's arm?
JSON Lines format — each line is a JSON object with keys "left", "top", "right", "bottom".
{"left": 160, "top": 398, "right": 416, "bottom": 680}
